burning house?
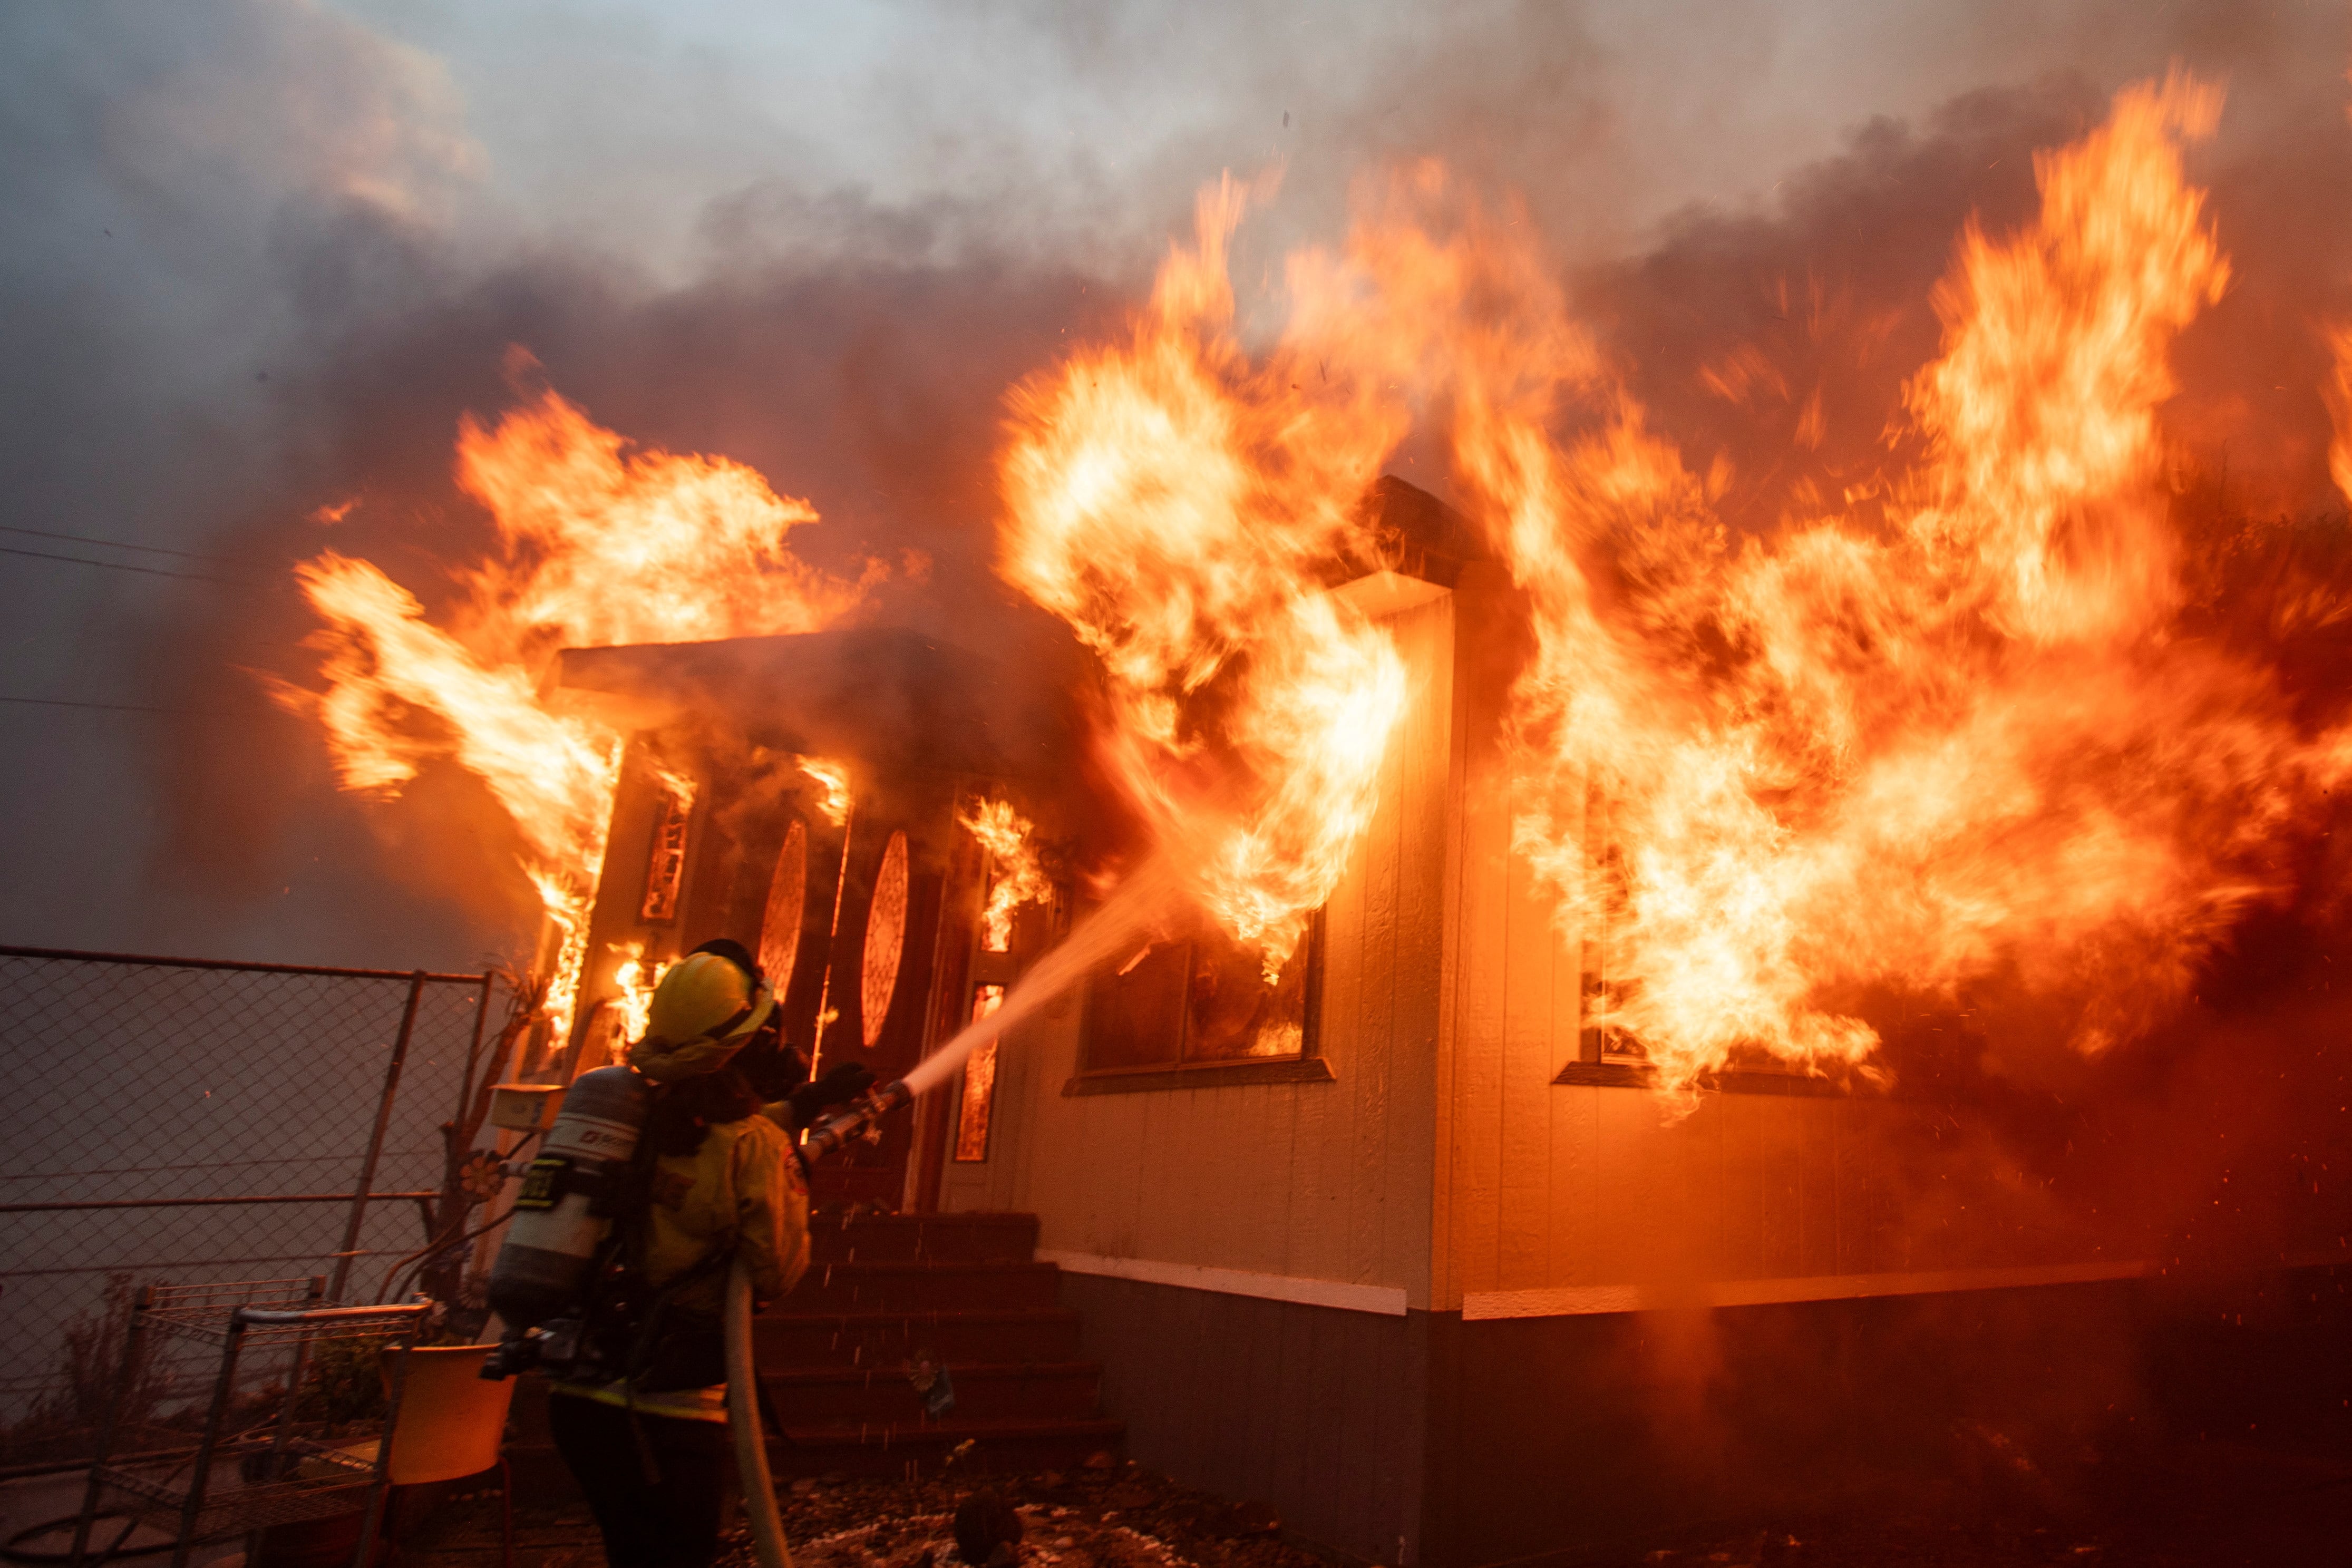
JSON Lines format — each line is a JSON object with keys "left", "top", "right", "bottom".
{"left": 531, "top": 476, "right": 2207, "bottom": 1567}
{"left": 277, "top": 64, "right": 2352, "bottom": 1568}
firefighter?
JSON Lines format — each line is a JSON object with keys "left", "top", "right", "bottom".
{"left": 541, "top": 942, "right": 862, "bottom": 1568}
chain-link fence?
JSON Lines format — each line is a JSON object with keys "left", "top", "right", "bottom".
{"left": 0, "top": 947, "right": 499, "bottom": 1461}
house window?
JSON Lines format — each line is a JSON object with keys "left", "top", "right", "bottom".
{"left": 639, "top": 776, "right": 696, "bottom": 923}
{"left": 1080, "top": 909, "right": 1319, "bottom": 1073}
{"left": 1554, "top": 790, "right": 1829, "bottom": 1095}
{"left": 1576, "top": 786, "right": 1644, "bottom": 1066}
{"left": 954, "top": 985, "right": 1004, "bottom": 1161}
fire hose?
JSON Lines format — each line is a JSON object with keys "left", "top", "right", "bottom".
{"left": 719, "top": 862, "right": 1174, "bottom": 1563}
{"left": 725, "top": 1257, "right": 792, "bottom": 1568}
{"left": 796, "top": 857, "right": 1177, "bottom": 1161}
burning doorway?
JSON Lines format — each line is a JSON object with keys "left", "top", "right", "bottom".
{"left": 550, "top": 626, "right": 1057, "bottom": 1209}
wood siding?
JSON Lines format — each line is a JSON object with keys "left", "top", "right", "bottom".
{"left": 1430, "top": 575, "right": 2101, "bottom": 1308}
{"left": 947, "top": 565, "right": 2089, "bottom": 1317}
{"left": 939, "top": 592, "right": 1457, "bottom": 1306}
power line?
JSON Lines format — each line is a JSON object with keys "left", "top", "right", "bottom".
{"left": 0, "top": 522, "right": 242, "bottom": 563}
{"left": 0, "top": 542, "right": 261, "bottom": 587}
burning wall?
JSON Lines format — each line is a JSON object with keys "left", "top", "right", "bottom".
{"left": 976, "top": 71, "right": 2352, "bottom": 1108}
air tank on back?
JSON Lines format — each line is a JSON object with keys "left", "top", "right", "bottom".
{"left": 484, "top": 1065, "right": 649, "bottom": 1332}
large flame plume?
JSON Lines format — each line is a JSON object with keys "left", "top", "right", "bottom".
{"left": 283, "top": 70, "right": 2352, "bottom": 1105}
{"left": 1002, "top": 70, "right": 2352, "bottom": 1094}
{"left": 998, "top": 177, "right": 1412, "bottom": 972}
{"left": 1354, "top": 72, "right": 2350, "bottom": 1090}
{"left": 280, "top": 385, "right": 872, "bottom": 1041}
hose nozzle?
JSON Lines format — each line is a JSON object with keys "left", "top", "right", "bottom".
{"left": 799, "top": 1078, "right": 913, "bottom": 1161}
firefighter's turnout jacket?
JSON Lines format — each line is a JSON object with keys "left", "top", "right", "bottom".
{"left": 551, "top": 1105, "right": 810, "bottom": 1423}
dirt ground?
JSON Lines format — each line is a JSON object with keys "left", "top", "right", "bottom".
{"left": 396, "top": 1437, "right": 2352, "bottom": 1568}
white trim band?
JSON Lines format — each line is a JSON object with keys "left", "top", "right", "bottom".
{"left": 1039, "top": 1250, "right": 1410, "bottom": 1317}
{"left": 1461, "top": 1259, "right": 2152, "bottom": 1320}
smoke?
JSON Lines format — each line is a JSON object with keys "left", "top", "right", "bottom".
{"left": 0, "top": 0, "right": 2311, "bottom": 961}
{"left": 0, "top": 0, "right": 492, "bottom": 963}
{"left": 4, "top": 0, "right": 2346, "bottom": 1211}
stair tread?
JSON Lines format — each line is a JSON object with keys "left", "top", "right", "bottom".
{"left": 780, "top": 1416, "right": 1124, "bottom": 1441}
{"left": 799, "top": 1260, "right": 1057, "bottom": 1275}
{"left": 809, "top": 1218, "right": 1038, "bottom": 1241}
{"left": 811, "top": 1211, "right": 1036, "bottom": 1224}
{"left": 762, "top": 1359, "right": 1098, "bottom": 1382}
{"left": 761, "top": 1305, "right": 1079, "bottom": 1323}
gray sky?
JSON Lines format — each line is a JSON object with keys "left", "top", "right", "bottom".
{"left": 2, "top": 0, "right": 2339, "bottom": 971}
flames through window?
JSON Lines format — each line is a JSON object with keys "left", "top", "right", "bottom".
{"left": 955, "top": 984, "right": 1005, "bottom": 1161}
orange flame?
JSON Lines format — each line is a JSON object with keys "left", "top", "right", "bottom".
{"left": 998, "top": 176, "right": 1411, "bottom": 970}
{"left": 796, "top": 756, "right": 852, "bottom": 826}
{"left": 2325, "top": 323, "right": 2352, "bottom": 509}
{"left": 958, "top": 796, "right": 1052, "bottom": 952}
{"left": 1006, "top": 72, "right": 2352, "bottom": 1094}
{"left": 281, "top": 386, "right": 870, "bottom": 1043}
{"left": 1404, "top": 72, "right": 2316, "bottom": 1089}
{"left": 286, "top": 71, "right": 2352, "bottom": 1105}
{"left": 608, "top": 940, "right": 673, "bottom": 1054}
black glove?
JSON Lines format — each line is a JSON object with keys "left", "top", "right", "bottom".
{"left": 787, "top": 1060, "right": 875, "bottom": 1126}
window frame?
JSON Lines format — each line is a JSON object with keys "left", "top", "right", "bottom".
{"left": 1062, "top": 908, "right": 1335, "bottom": 1097}
{"left": 1550, "top": 787, "right": 1860, "bottom": 1098}
{"left": 948, "top": 982, "right": 1007, "bottom": 1162}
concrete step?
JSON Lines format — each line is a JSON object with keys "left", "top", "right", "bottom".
{"left": 804, "top": 1212, "right": 1039, "bottom": 1265}
{"left": 783, "top": 1260, "right": 1063, "bottom": 1313}
{"left": 768, "top": 1416, "right": 1125, "bottom": 1479}
{"left": 754, "top": 1308, "right": 1085, "bottom": 1369}
{"left": 762, "top": 1360, "right": 1103, "bottom": 1425}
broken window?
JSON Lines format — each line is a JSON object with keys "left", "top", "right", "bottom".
{"left": 1079, "top": 907, "right": 1318, "bottom": 1073}
{"left": 1577, "top": 784, "right": 1645, "bottom": 1066}
{"left": 638, "top": 775, "right": 696, "bottom": 924}
{"left": 954, "top": 984, "right": 1005, "bottom": 1161}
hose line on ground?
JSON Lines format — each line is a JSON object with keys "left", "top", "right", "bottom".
{"left": 725, "top": 1258, "right": 791, "bottom": 1568}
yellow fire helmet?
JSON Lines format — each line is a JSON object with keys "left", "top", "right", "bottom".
{"left": 628, "top": 951, "right": 775, "bottom": 1083}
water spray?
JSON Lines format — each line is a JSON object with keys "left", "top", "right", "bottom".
{"left": 798, "top": 860, "right": 1177, "bottom": 1158}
